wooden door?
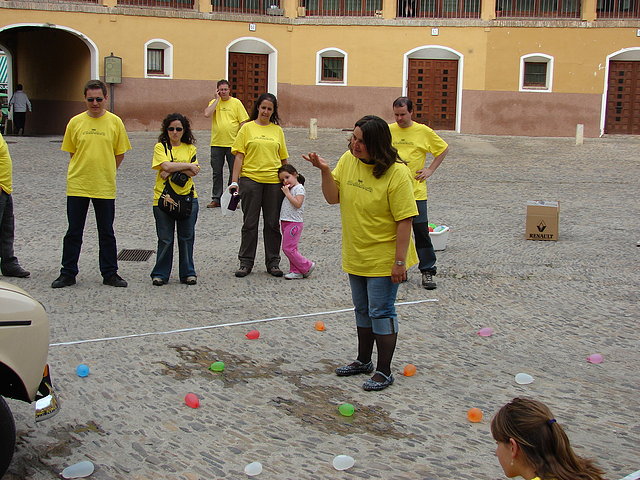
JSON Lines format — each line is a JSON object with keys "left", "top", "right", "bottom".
{"left": 407, "top": 58, "right": 458, "bottom": 130}
{"left": 228, "top": 52, "right": 269, "bottom": 114}
{"left": 605, "top": 61, "right": 640, "bottom": 135}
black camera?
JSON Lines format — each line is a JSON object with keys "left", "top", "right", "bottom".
{"left": 171, "top": 171, "right": 189, "bottom": 187}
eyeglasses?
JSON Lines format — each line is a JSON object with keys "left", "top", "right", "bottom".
{"left": 86, "top": 97, "right": 104, "bottom": 103}
{"left": 168, "top": 127, "right": 183, "bottom": 132}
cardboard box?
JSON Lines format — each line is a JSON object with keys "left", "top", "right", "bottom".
{"left": 429, "top": 226, "right": 450, "bottom": 251}
{"left": 525, "top": 201, "right": 559, "bottom": 241}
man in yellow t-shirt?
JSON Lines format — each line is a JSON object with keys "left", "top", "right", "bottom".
{"left": 0, "top": 133, "right": 30, "bottom": 278}
{"left": 203, "top": 80, "right": 249, "bottom": 208}
{"left": 52, "top": 80, "right": 131, "bottom": 289}
{"left": 390, "top": 96, "right": 449, "bottom": 290}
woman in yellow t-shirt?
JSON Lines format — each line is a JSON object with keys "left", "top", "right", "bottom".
{"left": 304, "top": 115, "right": 418, "bottom": 392}
{"left": 230, "top": 93, "right": 289, "bottom": 278}
{"left": 491, "top": 397, "right": 606, "bottom": 480}
{"left": 151, "top": 113, "right": 200, "bottom": 286}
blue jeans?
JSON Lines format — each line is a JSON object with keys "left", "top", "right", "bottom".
{"left": 348, "top": 274, "right": 400, "bottom": 335}
{"left": 413, "top": 199, "right": 437, "bottom": 274}
{"left": 61, "top": 196, "right": 118, "bottom": 278}
{"left": 210, "top": 146, "right": 234, "bottom": 202}
{"left": 151, "top": 200, "right": 199, "bottom": 282}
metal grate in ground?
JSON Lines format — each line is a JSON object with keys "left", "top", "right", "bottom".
{"left": 117, "top": 249, "right": 154, "bottom": 262}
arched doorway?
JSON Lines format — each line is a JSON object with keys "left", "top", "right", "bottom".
{"left": 227, "top": 37, "right": 277, "bottom": 113}
{"left": 603, "top": 48, "right": 640, "bottom": 135}
{"left": 403, "top": 46, "right": 463, "bottom": 132}
{"left": 0, "top": 24, "right": 98, "bottom": 135}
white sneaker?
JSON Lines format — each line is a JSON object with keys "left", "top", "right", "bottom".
{"left": 303, "top": 262, "right": 316, "bottom": 278}
{"left": 284, "top": 272, "right": 304, "bottom": 280}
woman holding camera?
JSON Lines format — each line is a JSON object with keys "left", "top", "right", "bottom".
{"left": 151, "top": 113, "right": 200, "bottom": 286}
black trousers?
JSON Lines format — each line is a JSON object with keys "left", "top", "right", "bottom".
{"left": 60, "top": 196, "right": 118, "bottom": 278}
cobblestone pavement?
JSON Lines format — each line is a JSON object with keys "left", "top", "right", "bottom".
{"left": 2, "top": 127, "right": 639, "bottom": 480}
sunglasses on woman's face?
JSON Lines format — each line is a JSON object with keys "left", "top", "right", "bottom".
{"left": 168, "top": 127, "right": 183, "bottom": 132}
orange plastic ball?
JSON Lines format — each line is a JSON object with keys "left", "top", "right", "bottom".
{"left": 403, "top": 364, "right": 417, "bottom": 376}
{"left": 467, "top": 407, "right": 483, "bottom": 423}
{"left": 314, "top": 321, "right": 325, "bottom": 331}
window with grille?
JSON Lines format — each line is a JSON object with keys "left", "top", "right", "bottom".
{"left": 520, "top": 54, "right": 553, "bottom": 91}
{"left": 118, "top": 0, "right": 194, "bottom": 7}
{"left": 212, "top": 0, "right": 281, "bottom": 14}
{"left": 524, "top": 62, "right": 547, "bottom": 87}
{"left": 596, "top": 0, "right": 640, "bottom": 18}
{"left": 147, "top": 49, "right": 164, "bottom": 74}
{"left": 322, "top": 57, "right": 344, "bottom": 82}
{"left": 397, "top": 0, "right": 480, "bottom": 18}
{"left": 145, "top": 40, "right": 173, "bottom": 78}
{"left": 317, "top": 49, "right": 347, "bottom": 86}
{"left": 303, "top": 0, "right": 381, "bottom": 16}
{"left": 496, "top": 0, "right": 580, "bottom": 17}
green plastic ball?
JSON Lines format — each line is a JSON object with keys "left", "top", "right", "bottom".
{"left": 209, "top": 361, "right": 225, "bottom": 372}
{"left": 338, "top": 403, "right": 355, "bottom": 417}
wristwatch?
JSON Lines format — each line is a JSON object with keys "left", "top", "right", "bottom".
{"left": 394, "top": 260, "right": 405, "bottom": 266}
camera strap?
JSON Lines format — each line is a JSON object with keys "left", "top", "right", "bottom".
{"left": 163, "top": 141, "right": 175, "bottom": 162}
{"left": 162, "top": 141, "right": 194, "bottom": 194}
{"left": 163, "top": 141, "right": 196, "bottom": 164}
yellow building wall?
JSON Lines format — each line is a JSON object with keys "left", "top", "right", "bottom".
{"left": 1, "top": 9, "right": 634, "bottom": 91}
{"left": 282, "top": 25, "right": 491, "bottom": 90}
{"left": 482, "top": 27, "right": 639, "bottom": 93}
{"left": 0, "top": 7, "right": 638, "bottom": 135}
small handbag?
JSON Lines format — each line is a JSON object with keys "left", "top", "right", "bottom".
{"left": 157, "top": 142, "right": 195, "bottom": 220}
{"left": 158, "top": 181, "right": 193, "bottom": 220}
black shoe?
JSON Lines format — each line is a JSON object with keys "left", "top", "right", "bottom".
{"left": 235, "top": 266, "right": 252, "bottom": 278}
{"left": 2, "top": 266, "right": 30, "bottom": 278}
{"left": 152, "top": 277, "right": 165, "bottom": 286}
{"left": 103, "top": 274, "right": 127, "bottom": 287}
{"left": 335, "top": 360, "right": 374, "bottom": 377}
{"left": 182, "top": 276, "right": 197, "bottom": 285}
{"left": 267, "top": 266, "right": 283, "bottom": 277}
{"left": 363, "top": 371, "right": 394, "bottom": 391}
{"left": 51, "top": 274, "right": 76, "bottom": 288}
{"left": 422, "top": 271, "right": 437, "bottom": 290}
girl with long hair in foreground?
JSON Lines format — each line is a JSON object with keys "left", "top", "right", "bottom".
{"left": 491, "top": 397, "right": 606, "bottom": 480}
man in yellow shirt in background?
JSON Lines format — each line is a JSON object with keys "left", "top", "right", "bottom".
{"left": 0, "top": 133, "right": 30, "bottom": 278}
{"left": 389, "top": 97, "right": 449, "bottom": 290}
{"left": 52, "top": 79, "right": 131, "bottom": 288}
{"left": 203, "top": 79, "right": 249, "bottom": 208}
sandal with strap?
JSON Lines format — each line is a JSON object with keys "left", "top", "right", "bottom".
{"left": 335, "top": 360, "right": 374, "bottom": 377}
{"left": 363, "top": 371, "right": 394, "bottom": 391}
